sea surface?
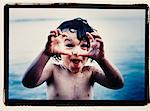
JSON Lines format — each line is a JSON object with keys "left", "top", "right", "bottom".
{"left": 8, "top": 11, "right": 146, "bottom": 100}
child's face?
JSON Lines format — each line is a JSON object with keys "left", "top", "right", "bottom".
{"left": 61, "top": 29, "right": 89, "bottom": 73}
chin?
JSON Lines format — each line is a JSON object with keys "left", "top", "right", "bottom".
{"left": 69, "top": 65, "right": 83, "bottom": 73}
{"left": 71, "top": 70, "right": 79, "bottom": 73}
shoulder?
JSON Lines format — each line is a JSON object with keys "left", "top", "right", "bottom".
{"left": 82, "top": 65, "right": 101, "bottom": 85}
{"left": 82, "top": 65, "right": 92, "bottom": 71}
{"left": 43, "top": 59, "right": 61, "bottom": 73}
{"left": 83, "top": 64, "right": 103, "bottom": 76}
{"left": 52, "top": 63, "right": 67, "bottom": 72}
{"left": 82, "top": 65, "right": 100, "bottom": 72}
{"left": 50, "top": 63, "right": 61, "bottom": 70}
{"left": 82, "top": 65, "right": 99, "bottom": 74}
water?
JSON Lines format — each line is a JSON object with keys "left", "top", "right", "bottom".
{"left": 8, "top": 45, "right": 145, "bottom": 100}
{"left": 8, "top": 9, "right": 146, "bottom": 100}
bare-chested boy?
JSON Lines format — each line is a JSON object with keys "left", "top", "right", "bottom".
{"left": 22, "top": 18, "right": 124, "bottom": 100}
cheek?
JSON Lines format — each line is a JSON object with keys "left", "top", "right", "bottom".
{"left": 62, "top": 55, "right": 70, "bottom": 63}
{"left": 82, "top": 57, "right": 88, "bottom": 64}
{"left": 64, "top": 47, "right": 73, "bottom": 54}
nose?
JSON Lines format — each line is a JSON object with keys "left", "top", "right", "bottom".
{"left": 72, "top": 46, "right": 81, "bottom": 56}
{"left": 72, "top": 51, "right": 78, "bottom": 56}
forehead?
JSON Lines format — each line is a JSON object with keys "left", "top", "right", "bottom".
{"left": 62, "top": 28, "right": 77, "bottom": 38}
{"left": 62, "top": 29, "right": 87, "bottom": 43}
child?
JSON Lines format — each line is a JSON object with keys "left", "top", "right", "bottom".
{"left": 22, "top": 18, "right": 124, "bottom": 100}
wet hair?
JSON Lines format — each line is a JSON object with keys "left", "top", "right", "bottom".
{"left": 57, "top": 18, "right": 94, "bottom": 47}
{"left": 53, "top": 18, "right": 95, "bottom": 61}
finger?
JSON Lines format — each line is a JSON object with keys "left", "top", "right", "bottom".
{"left": 78, "top": 50, "right": 90, "bottom": 57}
{"left": 51, "top": 30, "right": 63, "bottom": 43}
{"left": 95, "top": 38, "right": 103, "bottom": 43}
{"left": 90, "top": 32, "right": 102, "bottom": 39}
{"left": 78, "top": 53, "right": 89, "bottom": 57}
{"left": 48, "top": 35, "right": 52, "bottom": 41}
{"left": 86, "top": 32, "right": 94, "bottom": 42}
{"left": 57, "top": 29, "right": 63, "bottom": 35}
{"left": 95, "top": 38, "right": 104, "bottom": 48}
{"left": 49, "top": 31, "right": 56, "bottom": 37}
{"left": 48, "top": 35, "right": 58, "bottom": 43}
{"left": 61, "top": 51, "right": 72, "bottom": 56}
{"left": 57, "top": 29, "right": 68, "bottom": 39}
{"left": 50, "top": 30, "right": 58, "bottom": 37}
{"left": 56, "top": 50, "right": 72, "bottom": 56}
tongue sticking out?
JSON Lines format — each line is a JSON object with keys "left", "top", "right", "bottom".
{"left": 70, "top": 59, "right": 82, "bottom": 73}
{"left": 71, "top": 59, "right": 81, "bottom": 64}
{"left": 71, "top": 59, "right": 80, "bottom": 64}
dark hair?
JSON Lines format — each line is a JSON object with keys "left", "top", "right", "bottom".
{"left": 57, "top": 18, "right": 94, "bottom": 47}
{"left": 54, "top": 18, "right": 95, "bottom": 61}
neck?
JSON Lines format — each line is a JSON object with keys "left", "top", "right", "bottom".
{"left": 62, "top": 62, "right": 82, "bottom": 75}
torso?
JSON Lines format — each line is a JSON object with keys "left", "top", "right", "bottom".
{"left": 46, "top": 64, "right": 94, "bottom": 100}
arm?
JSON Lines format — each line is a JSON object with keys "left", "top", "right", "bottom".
{"left": 80, "top": 32, "right": 124, "bottom": 89}
{"left": 22, "top": 29, "right": 71, "bottom": 88}
{"left": 93, "top": 57, "right": 124, "bottom": 89}
{"left": 22, "top": 51, "right": 53, "bottom": 88}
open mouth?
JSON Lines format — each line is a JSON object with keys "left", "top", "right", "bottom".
{"left": 71, "top": 59, "right": 81, "bottom": 64}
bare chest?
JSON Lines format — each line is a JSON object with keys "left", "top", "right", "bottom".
{"left": 47, "top": 68, "right": 93, "bottom": 100}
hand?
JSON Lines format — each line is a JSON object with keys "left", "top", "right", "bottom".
{"left": 79, "top": 32, "right": 104, "bottom": 60}
{"left": 44, "top": 29, "right": 72, "bottom": 56}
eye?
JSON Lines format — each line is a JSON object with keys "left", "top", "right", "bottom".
{"left": 81, "top": 44, "right": 88, "bottom": 48}
{"left": 65, "top": 44, "right": 74, "bottom": 47}
{"left": 81, "top": 44, "right": 89, "bottom": 50}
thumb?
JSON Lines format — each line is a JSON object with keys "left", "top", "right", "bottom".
{"left": 78, "top": 50, "right": 89, "bottom": 57}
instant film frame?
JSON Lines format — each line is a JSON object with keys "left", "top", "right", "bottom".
{"left": 4, "top": 3, "right": 149, "bottom": 106}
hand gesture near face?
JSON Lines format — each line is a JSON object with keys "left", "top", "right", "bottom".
{"left": 79, "top": 32, "right": 104, "bottom": 61}
{"left": 44, "top": 29, "right": 71, "bottom": 56}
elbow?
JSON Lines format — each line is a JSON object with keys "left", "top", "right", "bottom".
{"left": 110, "top": 82, "right": 124, "bottom": 89}
{"left": 118, "top": 75, "right": 124, "bottom": 88}
{"left": 114, "top": 78, "right": 124, "bottom": 89}
{"left": 116, "top": 80, "right": 124, "bottom": 89}
{"left": 110, "top": 77, "right": 124, "bottom": 89}
{"left": 22, "top": 69, "right": 41, "bottom": 88}
{"left": 22, "top": 77, "right": 37, "bottom": 88}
